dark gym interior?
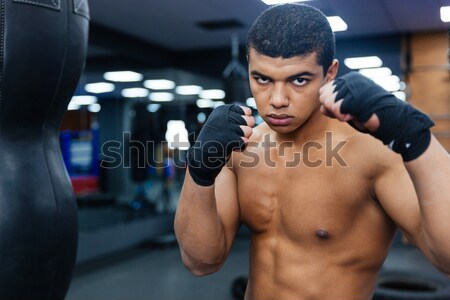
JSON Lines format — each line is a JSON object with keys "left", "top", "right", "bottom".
{"left": 0, "top": 0, "right": 449, "bottom": 300}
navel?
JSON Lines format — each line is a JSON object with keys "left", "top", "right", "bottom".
{"left": 316, "top": 229, "right": 330, "bottom": 240}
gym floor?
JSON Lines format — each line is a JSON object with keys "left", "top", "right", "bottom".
{"left": 66, "top": 235, "right": 249, "bottom": 300}
{"left": 66, "top": 227, "right": 448, "bottom": 300}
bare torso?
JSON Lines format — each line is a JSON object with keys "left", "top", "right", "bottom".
{"left": 231, "top": 122, "right": 397, "bottom": 300}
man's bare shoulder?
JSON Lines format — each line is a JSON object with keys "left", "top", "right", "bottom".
{"left": 343, "top": 130, "right": 404, "bottom": 171}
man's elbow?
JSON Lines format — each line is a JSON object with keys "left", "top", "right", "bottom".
{"left": 186, "top": 263, "right": 221, "bottom": 277}
{"left": 438, "top": 267, "right": 450, "bottom": 279}
{"left": 181, "top": 254, "right": 224, "bottom": 276}
{"left": 429, "top": 250, "right": 450, "bottom": 277}
{"left": 439, "top": 265, "right": 450, "bottom": 278}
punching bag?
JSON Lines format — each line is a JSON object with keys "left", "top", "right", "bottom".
{"left": 0, "top": 0, "right": 89, "bottom": 299}
{"left": 224, "top": 75, "right": 252, "bottom": 104}
{"left": 223, "top": 34, "right": 252, "bottom": 104}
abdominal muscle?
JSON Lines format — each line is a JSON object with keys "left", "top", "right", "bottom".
{"left": 237, "top": 184, "right": 395, "bottom": 299}
{"left": 244, "top": 233, "right": 382, "bottom": 300}
{"left": 238, "top": 181, "right": 396, "bottom": 300}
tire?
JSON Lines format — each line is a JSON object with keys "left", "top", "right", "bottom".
{"left": 231, "top": 276, "right": 248, "bottom": 300}
{"left": 373, "top": 271, "right": 450, "bottom": 300}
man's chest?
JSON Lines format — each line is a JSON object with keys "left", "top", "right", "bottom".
{"left": 235, "top": 161, "right": 375, "bottom": 241}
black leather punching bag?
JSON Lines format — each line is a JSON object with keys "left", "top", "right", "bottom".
{"left": 0, "top": 0, "right": 89, "bottom": 299}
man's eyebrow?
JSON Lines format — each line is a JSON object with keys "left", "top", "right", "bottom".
{"left": 286, "top": 71, "right": 315, "bottom": 81}
{"left": 250, "top": 70, "right": 316, "bottom": 81}
{"left": 250, "top": 70, "right": 271, "bottom": 79}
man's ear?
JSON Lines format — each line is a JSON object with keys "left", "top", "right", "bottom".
{"left": 325, "top": 59, "right": 339, "bottom": 82}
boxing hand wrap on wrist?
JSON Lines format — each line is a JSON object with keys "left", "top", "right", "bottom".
{"left": 334, "top": 72, "right": 434, "bottom": 161}
{"left": 187, "top": 104, "right": 247, "bottom": 186}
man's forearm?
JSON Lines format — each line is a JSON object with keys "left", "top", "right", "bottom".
{"left": 174, "top": 169, "right": 227, "bottom": 275}
{"left": 405, "top": 136, "right": 450, "bottom": 273}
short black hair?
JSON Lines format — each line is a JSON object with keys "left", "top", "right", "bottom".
{"left": 247, "top": 3, "right": 335, "bottom": 75}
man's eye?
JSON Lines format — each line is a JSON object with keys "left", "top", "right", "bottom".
{"left": 292, "top": 78, "right": 308, "bottom": 86}
{"left": 255, "top": 76, "right": 270, "bottom": 84}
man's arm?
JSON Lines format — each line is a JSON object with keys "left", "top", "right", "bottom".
{"left": 404, "top": 136, "right": 450, "bottom": 274}
{"left": 173, "top": 104, "right": 254, "bottom": 276}
{"left": 372, "top": 137, "right": 450, "bottom": 276}
{"left": 174, "top": 165, "right": 240, "bottom": 276}
{"left": 319, "top": 72, "right": 450, "bottom": 275}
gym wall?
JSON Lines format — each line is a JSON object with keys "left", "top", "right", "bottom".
{"left": 405, "top": 31, "right": 450, "bottom": 151}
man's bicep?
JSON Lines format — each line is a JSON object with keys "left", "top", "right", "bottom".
{"left": 214, "top": 166, "right": 241, "bottom": 257}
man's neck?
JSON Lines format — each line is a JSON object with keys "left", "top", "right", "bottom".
{"left": 274, "top": 109, "right": 336, "bottom": 145}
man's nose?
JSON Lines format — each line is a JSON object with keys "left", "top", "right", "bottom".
{"left": 270, "top": 83, "right": 289, "bottom": 108}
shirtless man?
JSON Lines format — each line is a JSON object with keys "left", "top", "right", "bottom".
{"left": 174, "top": 4, "right": 450, "bottom": 299}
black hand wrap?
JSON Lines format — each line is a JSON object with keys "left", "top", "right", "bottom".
{"left": 334, "top": 72, "right": 434, "bottom": 161}
{"left": 187, "top": 104, "right": 247, "bottom": 186}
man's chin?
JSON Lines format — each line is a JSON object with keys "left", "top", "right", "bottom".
{"left": 266, "top": 123, "right": 298, "bottom": 134}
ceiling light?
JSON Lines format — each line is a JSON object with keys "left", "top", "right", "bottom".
{"left": 392, "top": 91, "right": 406, "bottom": 101}
{"left": 441, "top": 6, "right": 450, "bottom": 22}
{"left": 88, "top": 103, "right": 101, "bottom": 113}
{"left": 197, "top": 112, "right": 207, "bottom": 123}
{"left": 84, "top": 82, "right": 115, "bottom": 94}
{"left": 70, "top": 95, "right": 98, "bottom": 105}
{"left": 149, "top": 92, "right": 174, "bottom": 102}
{"left": 165, "top": 120, "right": 190, "bottom": 150}
{"left": 260, "top": 0, "right": 309, "bottom": 5}
{"left": 373, "top": 75, "right": 401, "bottom": 92}
{"left": 200, "top": 89, "right": 226, "bottom": 99}
{"left": 144, "top": 79, "right": 176, "bottom": 90}
{"left": 67, "top": 103, "right": 80, "bottom": 110}
{"left": 121, "top": 88, "right": 149, "bottom": 98}
{"left": 326, "top": 16, "right": 348, "bottom": 32}
{"left": 147, "top": 104, "right": 161, "bottom": 113}
{"left": 103, "top": 71, "right": 143, "bottom": 82}
{"left": 176, "top": 85, "right": 203, "bottom": 95}
{"left": 358, "top": 67, "right": 392, "bottom": 79}
{"left": 344, "top": 56, "right": 383, "bottom": 69}
{"left": 246, "top": 97, "right": 257, "bottom": 109}
{"left": 196, "top": 99, "right": 214, "bottom": 108}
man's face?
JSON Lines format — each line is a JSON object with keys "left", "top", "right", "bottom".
{"left": 248, "top": 48, "right": 337, "bottom": 134}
